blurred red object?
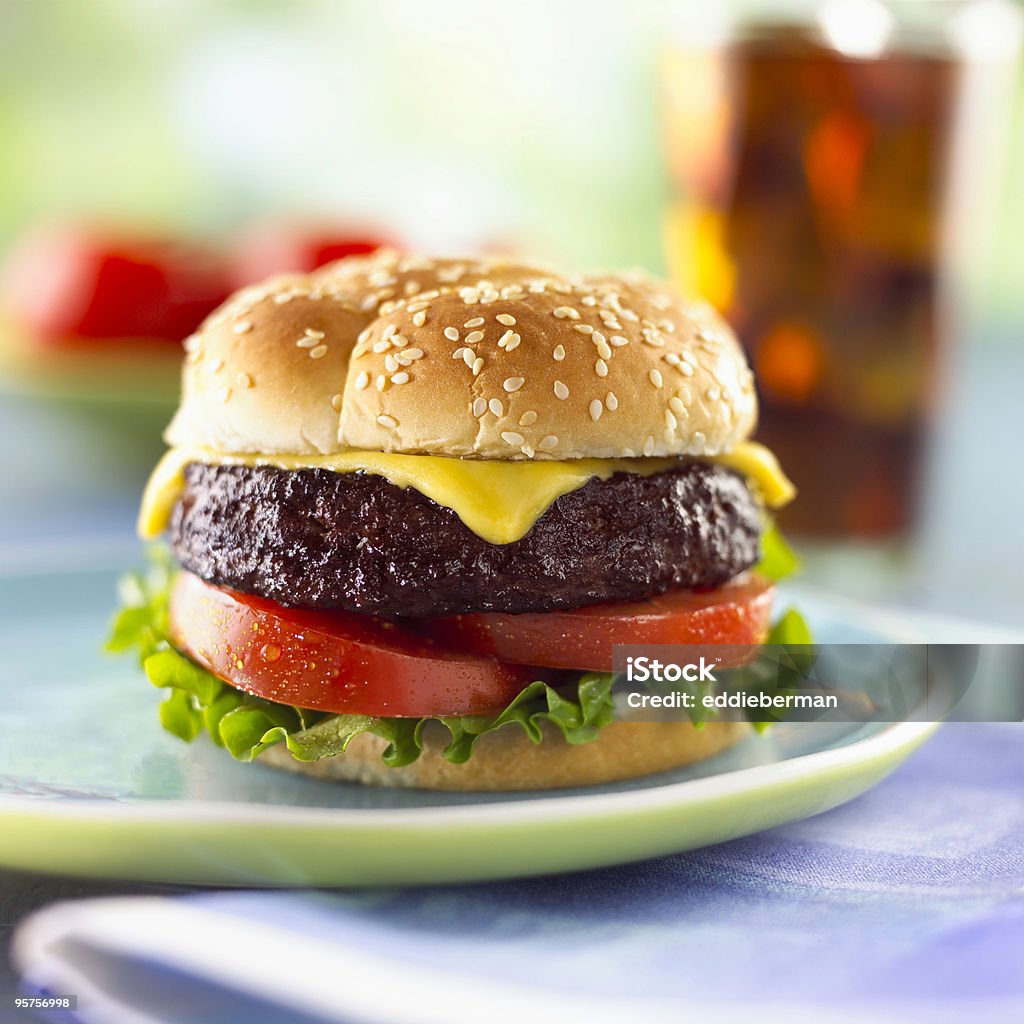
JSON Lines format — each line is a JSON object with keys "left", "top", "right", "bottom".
{"left": 1, "top": 226, "right": 231, "bottom": 347}
{"left": 230, "top": 223, "right": 393, "bottom": 287}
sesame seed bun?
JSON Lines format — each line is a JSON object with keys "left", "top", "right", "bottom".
{"left": 258, "top": 719, "right": 749, "bottom": 791}
{"left": 165, "top": 251, "right": 757, "bottom": 460}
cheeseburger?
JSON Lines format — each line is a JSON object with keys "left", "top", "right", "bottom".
{"left": 113, "top": 251, "right": 795, "bottom": 790}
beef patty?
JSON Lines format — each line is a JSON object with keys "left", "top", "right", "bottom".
{"left": 170, "top": 461, "right": 762, "bottom": 617}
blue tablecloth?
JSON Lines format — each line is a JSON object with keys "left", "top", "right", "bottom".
{"left": 13, "top": 723, "right": 1023, "bottom": 1023}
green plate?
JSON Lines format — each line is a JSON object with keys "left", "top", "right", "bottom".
{"left": 0, "top": 557, "right": 938, "bottom": 887}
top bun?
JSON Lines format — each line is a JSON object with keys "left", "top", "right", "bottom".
{"left": 165, "top": 251, "right": 757, "bottom": 460}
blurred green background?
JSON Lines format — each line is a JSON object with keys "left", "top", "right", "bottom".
{"left": 1, "top": 0, "right": 1019, "bottom": 328}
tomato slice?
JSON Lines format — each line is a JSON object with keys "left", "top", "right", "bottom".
{"left": 169, "top": 572, "right": 537, "bottom": 718}
{"left": 426, "top": 577, "right": 775, "bottom": 672}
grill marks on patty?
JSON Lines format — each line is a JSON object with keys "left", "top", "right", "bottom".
{"left": 170, "top": 461, "right": 762, "bottom": 617}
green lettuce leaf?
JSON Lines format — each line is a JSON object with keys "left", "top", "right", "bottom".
{"left": 755, "top": 521, "right": 801, "bottom": 582}
{"left": 105, "top": 545, "right": 174, "bottom": 664}
{"left": 767, "top": 607, "right": 814, "bottom": 645}
{"left": 142, "top": 642, "right": 615, "bottom": 767}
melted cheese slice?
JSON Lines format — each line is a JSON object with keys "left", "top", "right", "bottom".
{"left": 138, "top": 441, "right": 793, "bottom": 546}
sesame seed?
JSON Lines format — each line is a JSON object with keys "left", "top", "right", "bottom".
{"left": 521, "top": 444, "right": 536, "bottom": 458}
{"left": 473, "top": 397, "right": 487, "bottom": 417}
{"left": 498, "top": 329, "right": 515, "bottom": 349}
{"left": 391, "top": 334, "right": 408, "bottom": 348}
{"left": 385, "top": 354, "right": 399, "bottom": 373}
{"left": 665, "top": 409, "right": 678, "bottom": 432}
{"left": 452, "top": 347, "right": 468, "bottom": 361}
{"left": 519, "top": 410, "right": 538, "bottom": 426}
{"left": 693, "top": 430, "right": 707, "bottom": 447}
{"left": 609, "top": 335, "right": 628, "bottom": 347}
{"left": 309, "top": 345, "right": 328, "bottom": 359}
{"left": 504, "top": 333, "right": 521, "bottom": 352}
{"left": 595, "top": 359, "right": 608, "bottom": 378}
{"left": 237, "top": 372, "right": 253, "bottom": 388}
{"left": 273, "top": 292, "right": 294, "bottom": 304}
{"left": 496, "top": 313, "right": 516, "bottom": 326}
{"left": 376, "top": 375, "right": 387, "bottom": 391}
{"left": 553, "top": 306, "right": 580, "bottom": 320}
{"left": 472, "top": 357, "right": 484, "bottom": 376}
{"left": 664, "top": 352, "right": 681, "bottom": 366}
{"left": 552, "top": 345, "right": 566, "bottom": 362}
{"left": 489, "top": 398, "right": 504, "bottom": 417}
{"left": 679, "top": 362, "right": 695, "bottom": 377}
{"left": 503, "top": 376, "right": 525, "bottom": 393}
{"left": 501, "top": 431, "right": 525, "bottom": 446}
{"left": 208, "top": 358, "right": 224, "bottom": 373}
{"left": 669, "top": 396, "right": 687, "bottom": 416}
{"left": 574, "top": 324, "right": 594, "bottom": 335}
{"left": 355, "top": 371, "right": 370, "bottom": 390}
{"left": 404, "top": 348, "right": 424, "bottom": 361}
{"left": 581, "top": 295, "right": 597, "bottom": 306}
{"left": 358, "top": 328, "right": 372, "bottom": 345}
{"left": 232, "top": 320, "right": 253, "bottom": 335}
{"left": 217, "top": 386, "right": 232, "bottom": 404}
{"left": 606, "top": 391, "right": 618, "bottom": 411}
{"left": 649, "top": 369, "right": 664, "bottom": 388}
{"left": 331, "top": 393, "right": 343, "bottom": 411}
{"left": 296, "top": 336, "right": 320, "bottom": 349}
{"left": 464, "top": 317, "right": 485, "bottom": 328}
{"left": 391, "top": 371, "right": 410, "bottom": 384}
{"left": 643, "top": 436, "right": 656, "bottom": 456}
{"left": 466, "top": 330, "right": 485, "bottom": 344}
{"left": 304, "top": 328, "right": 325, "bottom": 339}
{"left": 554, "top": 380, "right": 569, "bottom": 400}
{"left": 706, "top": 386, "right": 721, "bottom": 400}
{"left": 444, "top": 327, "right": 460, "bottom": 341}
{"left": 589, "top": 399, "right": 604, "bottom": 421}
{"left": 538, "top": 435, "right": 559, "bottom": 451}
{"left": 462, "top": 349, "right": 475, "bottom": 368}
{"left": 596, "top": 339, "right": 612, "bottom": 360}
{"left": 377, "top": 414, "right": 399, "bottom": 429}
{"left": 412, "top": 311, "right": 427, "bottom": 327}
{"left": 372, "top": 339, "right": 391, "bottom": 353}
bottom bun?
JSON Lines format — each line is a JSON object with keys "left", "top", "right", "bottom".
{"left": 257, "top": 719, "right": 749, "bottom": 792}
